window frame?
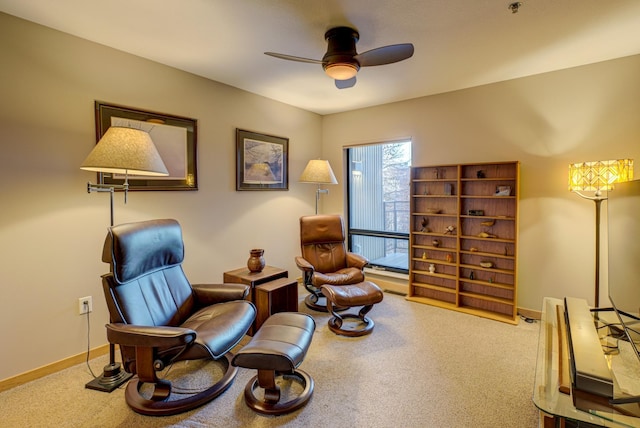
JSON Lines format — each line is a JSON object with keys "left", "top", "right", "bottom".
{"left": 345, "top": 141, "right": 411, "bottom": 274}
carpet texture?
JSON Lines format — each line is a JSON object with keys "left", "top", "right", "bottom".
{"left": 0, "top": 289, "right": 540, "bottom": 427}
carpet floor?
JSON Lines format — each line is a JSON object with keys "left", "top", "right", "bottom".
{"left": 0, "top": 289, "right": 540, "bottom": 427}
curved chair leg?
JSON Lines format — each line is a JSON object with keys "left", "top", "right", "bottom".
{"left": 305, "top": 286, "right": 348, "bottom": 312}
{"left": 327, "top": 304, "right": 376, "bottom": 337}
{"left": 124, "top": 353, "right": 238, "bottom": 416}
{"left": 304, "top": 291, "right": 329, "bottom": 312}
{"left": 244, "top": 369, "right": 314, "bottom": 415}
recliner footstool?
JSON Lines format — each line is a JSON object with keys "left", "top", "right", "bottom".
{"left": 232, "top": 312, "right": 315, "bottom": 415}
{"left": 321, "top": 280, "right": 384, "bottom": 337}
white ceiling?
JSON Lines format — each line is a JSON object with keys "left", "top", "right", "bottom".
{"left": 2, "top": 0, "right": 640, "bottom": 115}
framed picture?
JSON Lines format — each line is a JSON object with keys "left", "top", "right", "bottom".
{"left": 95, "top": 101, "right": 198, "bottom": 191}
{"left": 236, "top": 129, "right": 289, "bottom": 191}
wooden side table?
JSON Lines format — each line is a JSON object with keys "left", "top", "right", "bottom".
{"left": 254, "top": 277, "right": 299, "bottom": 332}
{"left": 223, "top": 266, "right": 296, "bottom": 333}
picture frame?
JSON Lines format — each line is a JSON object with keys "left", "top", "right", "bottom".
{"left": 95, "top": 101, "right": 198, "bottom": 191}
{"left": 236, "top": 128, "right": 289, "bottom": 191}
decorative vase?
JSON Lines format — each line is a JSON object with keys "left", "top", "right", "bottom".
{"left": 247, "top": 249, "right": 265, "bottom": 273}
{"left": 428, "top": 264, "right": 436, "bottom": 274}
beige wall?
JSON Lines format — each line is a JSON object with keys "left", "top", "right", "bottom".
{"left": 2, "top": 11, "right": 640, "bottom": 382}
{"left": 0, "top": 13, "right": 322, "bottom": 381}
{"left": 321, "top": 55, "right": 640, "bottom": 314}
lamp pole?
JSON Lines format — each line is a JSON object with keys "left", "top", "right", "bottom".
{"left": 84, "top": 180, "right": 133, "bottom": 392}
{"left": 594, "top": 197, "right": 604, "bottom": 308}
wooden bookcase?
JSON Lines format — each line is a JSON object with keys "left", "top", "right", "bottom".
{"left": 407, "top": 161, "right": 519, "bottom": 324}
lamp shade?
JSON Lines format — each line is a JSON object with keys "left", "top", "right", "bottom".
{"left": 80, "top": 127, "right": 169, "bottom": 176}
{"left": 568, "top": 159, "right": 633, "bottom": 192}
{"left": 299, "top": 159, "right": 338, "bottom": 184}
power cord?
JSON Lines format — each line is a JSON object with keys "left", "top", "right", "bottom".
{"left": 518, "top": 313, "right": 537, "bottom": 323}
{"left": 84, "top": 302, "right": 98, "bottom": 379}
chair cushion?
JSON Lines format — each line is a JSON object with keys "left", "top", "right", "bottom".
{"left": 321, "top": 281, "right": 384, "bottom": 307}
{"left": 300, "top": 215, "right": 345, "bottom": 244}
{"left": 232, "top": 312, "right": 315, "bottom": 372}
{"left": 180, "top": 300, "right": 257, "bottom": 360}
{"left": 312, "top": 267, "right": 365, "bottom": 286}
{"left": 103, "top": 219, "right": 184, "bottom": 284}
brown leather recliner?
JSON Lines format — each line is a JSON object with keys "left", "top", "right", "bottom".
{"left": 295, "top": 214, "right": 368, "bottom": 311}
{"left": 101, "top": 219, "right": 256, "bottom": 416}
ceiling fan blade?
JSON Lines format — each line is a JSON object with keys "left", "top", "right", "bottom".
{"left": 335, "top": 76, "right": 356, "bottom": 89}
{"left": 355, "top": 43, "right": 414, "bottom": 67}
{"left": 264, "top": 52, "right": 323, "bottom": 64}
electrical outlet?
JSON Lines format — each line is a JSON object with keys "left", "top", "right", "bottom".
{"left": 78, "top": 296, "right": 92, "bottom": 315}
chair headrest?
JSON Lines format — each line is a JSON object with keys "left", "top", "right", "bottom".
{"left": 102, "top": 218, "right": 184, "bottom": 284}
{"left": 300, "top": 214, "right": 345, "bottom": 244}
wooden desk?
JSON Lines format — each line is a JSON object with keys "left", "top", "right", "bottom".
{"left": 223, "top": 266, "right": 296, "bottom": 333}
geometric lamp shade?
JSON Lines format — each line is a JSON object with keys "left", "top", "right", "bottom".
{"left": 568, "top": 159, "right": 634, "bottom": 193}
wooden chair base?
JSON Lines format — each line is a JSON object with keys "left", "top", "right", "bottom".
{"left": 124, "top": 354, "right": 237, "bottom": 416}
{"left": 328, "top": 313, "right": 375, "bottom": 337}
{"left": 244, "top": 369, "right": 314, "bottom": 415}
{"left": 304, "top": 293, "right": 347, "bottom": 312}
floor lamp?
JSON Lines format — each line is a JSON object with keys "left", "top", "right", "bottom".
{"left": 80, "top": 126, "right": 169, "bottom": 392}
{"left": 568, "top": 159, "right": 633, "bottom": 307}
{"left": 299, "top": 159, "right": 338, "bottom": 214}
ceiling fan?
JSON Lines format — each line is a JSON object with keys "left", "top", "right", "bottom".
{"left": 265, "top": 26, "right": 414, "bottom": 89}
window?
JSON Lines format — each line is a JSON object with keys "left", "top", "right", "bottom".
{"left": 346, "top": 141, "right": 411, "bottom": 273}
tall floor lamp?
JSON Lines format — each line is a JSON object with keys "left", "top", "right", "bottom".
{"left": 568, "top": 159, "right": 633, "bottom": 307}
{"left": 299, "top": 159, "right": 338, "bottom": 214}
{"left": 80, "top": 126, "right": 168, "bottom": 392}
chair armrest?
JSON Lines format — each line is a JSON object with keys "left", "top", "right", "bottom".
{"left": 346, "top": 252, "right": 369, "bottom": 269}
{"left": 295, "top": 256, "right": 315, "bottom": 273}
{"left": 192, "top": 283, "right": 250, "bottom": 305}
{"left": 106, "top": 323, "right": 196, "bottom": 348}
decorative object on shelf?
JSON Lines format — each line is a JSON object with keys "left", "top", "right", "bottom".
{"left": 568, "top": 158, "right": 634, "bottom": 307}
{"left": 446, "top": 254, "right": 453, "bottom": 263}
{"left": 480, "top": 219, "right": 495, "bottom": 227}
{"left": 422, "top": 252, "right": 427, "bottom": 260}
{"left": 480, "top": 261, "right": 494, "bottom": 268}
{"left": 237, "top": 129, "right": 289, "bottom": 191}
{"left": 470, "top": 247, "right": 479, "bottom": 252}
{"left": 420, "top": 217, "right": 429, "bottom": 232}
{"left": 444, "top": 225, "right": 456, "bottom": 235}
{"left": 432, "top": 239, "right": 440, "bottom": 248}
{"left": 477, "top": 170, "right": 485, "bottom": 178}
{"left": 469, "top": 271, "right": 474, "bottom": 280}
{"left": 428, "top": 264, "right": 436, "bottom": 274}
{"left": 247, "top": 249, "right": 266, "bottom": 273}
{"left": 425, "top": 208, "right": 441, "bottom": 214}
{"left": 477, "top": 232, "right": 496, "bottom": 238}
{"left": 299, "top": 159, "right": 338, "bottom": 214}
{"left": 468, "top": 209, "right": 484, "bottom": 216}
{"left": 494, "top": 185, "right": 511, "bottom": 196}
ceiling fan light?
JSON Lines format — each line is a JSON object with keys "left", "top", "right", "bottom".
{"left": 324, "top": 63, "right": 358, "bottom": 80}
